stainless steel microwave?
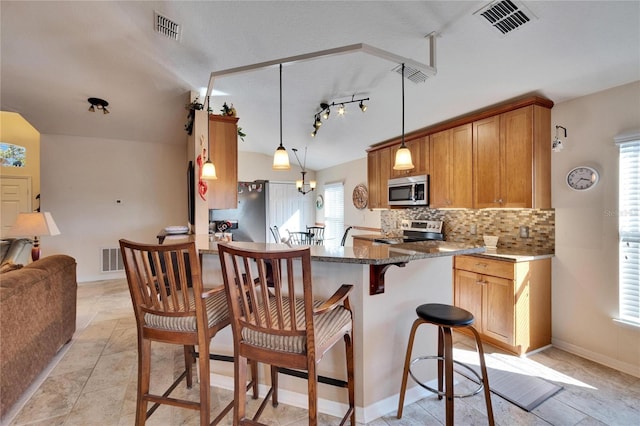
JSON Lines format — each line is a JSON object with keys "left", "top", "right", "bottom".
{"left": 388, "top": 175, "right": 429, "bottom": 206}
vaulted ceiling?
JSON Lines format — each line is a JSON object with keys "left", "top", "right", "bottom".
{"left": 1, "top": 1, "right": 639, "bottom": 170}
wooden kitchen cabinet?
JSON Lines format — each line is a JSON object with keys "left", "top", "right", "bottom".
{"left": 453, "top": 255, "right": 551, "bottom": 355}
{"left": 208, "top": 115, "right": 239, "bottom": 209}
{"left": 367, "top": 146, "right": 391, "bottom": 209}
{"left": 473, "top": 105, "right": 551, "bottom": 208}
{"left": 429, "top": 124, "right": 473, "bottom": 208}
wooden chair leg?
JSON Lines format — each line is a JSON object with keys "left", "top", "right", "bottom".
{"left": 442, "top": 327, "right": 454, "bottom": 426}
{"left": 137, "top": 337, "right": 151, "bottom": 425}
{"left": 270, "top": 365, "right": 279, "bottom": 407}
{"left": 469, "top": 326, "right": 495, "bottom": 426}
{"left": 250, "top": 360, "right": 259, "bottom": 399}
{"left": 198, "top": 343, "right": 211, "bottom": 426}
{"left": 235, "top": 355, "right": 248, "bottom": 423}
{"left": 344, "top": 332, "right": 355, "bottom": 425}
{"left": 184, "top": 345, "right": 195, "bottom": 388}
{"left": 307, "top": 362, "right": 318, "bottom": 426}
{"left": 397, "top": 317, "right": 425, "bottom": 419}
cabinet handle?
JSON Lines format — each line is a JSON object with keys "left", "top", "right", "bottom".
{"left": 475, "top": 263, "right": 488, "bottom": 268}
{"left": 476, "top": 279, "right": 487, "bottom": 285}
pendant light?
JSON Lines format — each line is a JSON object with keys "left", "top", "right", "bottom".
{"left": 201, "top": 95, "right": 218, "bottom": 179}
{"left": 272, "top": 63, "right": 291, "bottom": 170}
{"left": 393, "top": 63, "right": 414, "bottom": 171}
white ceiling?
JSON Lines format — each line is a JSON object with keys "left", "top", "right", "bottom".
{"left": 2, "top": 1, "right": 639, "bottom": 171}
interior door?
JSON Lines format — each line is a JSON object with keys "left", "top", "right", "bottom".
{"left": 0, "top": 176, "right": 32, "bottom": 237}
{"left": 268, "top": 182, "right": 309, "bottom": 242}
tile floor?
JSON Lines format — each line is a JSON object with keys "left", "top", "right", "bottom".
{"left": 3, "top": 278, "right": 640, "bottom": 425}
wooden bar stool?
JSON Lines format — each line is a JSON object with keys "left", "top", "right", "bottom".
{"left": 397, "top": 303, "right": 494, "bottom": 425}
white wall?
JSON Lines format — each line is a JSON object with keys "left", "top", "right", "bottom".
{"left": 551, "top": 80, "right": 640, "bottom": 377}
{"left": 41, "top": 134, "right": 186, "bottom": 282}
{"left": 315, "top": 157, "right": 381, "bottom": 245}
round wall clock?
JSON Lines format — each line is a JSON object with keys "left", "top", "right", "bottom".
{"left": 352, "top": 183, "right": 368, "bottom": 209}
{"left": 566, "top": 166, "right": 599, "bottom": 191}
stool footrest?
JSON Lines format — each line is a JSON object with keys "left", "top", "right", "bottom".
{"left": 409, "top": 355, "right": 485, "bottom": 398}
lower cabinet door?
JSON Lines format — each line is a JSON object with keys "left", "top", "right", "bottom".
{"left": 482, "top": 274, "right": 514, "bottom": 344}
{"left": 454, "top": 269, "right": 484, "bottom": 332}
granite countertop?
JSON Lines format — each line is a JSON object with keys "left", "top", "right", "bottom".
{"left": 194, "top": 237, "right": 484, "bottom": 265}
{"left": 171, "top": 234, "right": 552, "bottom": 264}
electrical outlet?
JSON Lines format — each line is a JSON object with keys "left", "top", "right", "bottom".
{"left": 470, "top": 224, "right": 477, "bottom": 235}
{"left": 519, "top": 226, "right": 529, "bottom": 238}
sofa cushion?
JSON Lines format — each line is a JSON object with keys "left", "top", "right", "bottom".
{"left": 0, "top": 238, "right": 32, "bottom": 267}
{"left": 0, "top": 262, "right": 23, "bottom": 273}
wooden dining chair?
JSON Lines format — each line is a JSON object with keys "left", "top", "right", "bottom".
{"left": 217, "top": 243, "right": 356, "bottom": 425}
{"left": 119, "top": 239, "right": 257, "bottom": 426}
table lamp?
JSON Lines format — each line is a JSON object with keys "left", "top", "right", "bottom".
{"left": 7, "top": 212, "right": 60, "bottom": 261}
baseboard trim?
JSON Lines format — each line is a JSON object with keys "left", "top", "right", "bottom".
{"left": 551, "top": 338, "right": 640, "bottom": 378}
{"left": 210, "top": 373, "right": 432, "bottom": 424}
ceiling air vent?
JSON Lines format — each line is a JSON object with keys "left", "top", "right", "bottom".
{"left": 474, "top": 0, "right": 537, "bottom": 36}
{"left": 392, "top": 64, "right": 429, "bottom": 84}
{"left": 154, "top": 11, "right": 181, "bottom": 41}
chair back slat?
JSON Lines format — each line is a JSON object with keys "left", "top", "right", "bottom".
{"left": 120, "top": 240, "right": 203, "bottom": 320}
{"left": 219, "top": 244, "right": 311, "bottom": 341}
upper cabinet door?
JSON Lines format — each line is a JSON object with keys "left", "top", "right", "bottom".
{"left": 500, "top": 106, "right": 533, "bottom": 208}
{"left": 430, "top": 124, "right": 472, "bottom": 208}
{"left": 208, "top": 115, "right": 239, "bottom": 210}
{"left": 473, "top": 115, "right": 502, "bottom": 208}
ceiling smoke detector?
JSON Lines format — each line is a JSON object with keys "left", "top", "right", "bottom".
{"left": 154, "top": 11, "right": 181, "bottom": 41}
{"left": 474, "top": 0, "right": 537, "bottom": 36}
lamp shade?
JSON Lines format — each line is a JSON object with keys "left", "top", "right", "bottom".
{"left": 272, "top": 145, "right": 291, "bottom": 170}
{"left": 7, "top": 212, "right": 61, "bottom": 238}
{"left": 393, "top": 146, "right": 415, "bottom": 170}
{"left": 201, "top": 160, "right": 218, "bottom": 179}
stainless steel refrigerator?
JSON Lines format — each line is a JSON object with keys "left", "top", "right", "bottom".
{"left": 209, "top": 180, "right": 269, "bottom": 242}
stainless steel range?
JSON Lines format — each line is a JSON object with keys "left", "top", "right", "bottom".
{"left": 374, "top": 219, "right": 444, "bottom": 244}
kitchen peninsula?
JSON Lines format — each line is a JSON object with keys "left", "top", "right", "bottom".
{"left": 180, "top": 235, "right": 485, "bottom": 423}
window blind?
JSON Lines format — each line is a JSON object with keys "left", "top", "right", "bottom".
{"left": 617, "top": 137, "right": 640, "bottom": 324}
{"left": 324, "top": 182, "right": 344, "bottom": 247}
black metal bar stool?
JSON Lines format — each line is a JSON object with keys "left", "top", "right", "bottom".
{"left": 397, "top": 303, "right": 494, "bottom": 425}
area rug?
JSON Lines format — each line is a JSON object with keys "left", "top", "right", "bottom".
{"left": 457, "top": 355, "right": 564, "bottom": 412}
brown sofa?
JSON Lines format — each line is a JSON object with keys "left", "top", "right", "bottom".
{"left": 0, "top": 254, "right": 77, "bottom": 415}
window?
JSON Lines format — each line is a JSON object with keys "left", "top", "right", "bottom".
{"left": 616, "top": 134, "right": 640, "bottom": 325}
{"left": 324, "top": 182, "right": 344, "bottom": 247}
{"left": 0, "top": 143, "right": 26, "bottom": 167}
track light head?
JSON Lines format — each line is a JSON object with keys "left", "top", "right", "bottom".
{"left": 314, "top": 116, "right": 322, "bottom": 128}
{"left": 87, "top": 97, "right": 109, "bottom": 114}
{"left": 338, "top": 104, "right": 345, "bottom": 115}
{"left": 359, "top": 100, "right": 367, "bottom": 112}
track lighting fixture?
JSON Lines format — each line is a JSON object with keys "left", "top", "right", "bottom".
{"left": 311, "top": 95, "right": 369, "bottom": 137}
{"left": 292, "top": 147, "right": 316, "bottom": 195}
{"left": 87, "top": 97, "right": 110, "bottom": 114}
{"left": 552, "top": 125, "right": 567, "bottom": 153}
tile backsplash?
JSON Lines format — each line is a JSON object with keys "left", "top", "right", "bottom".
{"left": 381, "top": 208, "right": 555, "bottom": 252}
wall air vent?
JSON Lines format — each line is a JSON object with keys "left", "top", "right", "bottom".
{"left": 101, "top": 247, "right": 124, "bottom": 273}
{"left": 392, "top": 64, "right": 429, "bottom": 84}
{"left": 154, "top": 11, "right": 181, "bottom": 41}
{"left": 474, "top": 0, "right": 537, "bottom": 36}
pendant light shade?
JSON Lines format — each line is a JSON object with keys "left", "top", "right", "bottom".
{"left": 201, "top": 160, "right": 217, "bottom": 179}
{"left": 394, "top": 146, "right": 414, "bottom": 170}
{"left": 393, "top": 63, "right": 415, "bottom": 171}
{"left": 273, "top": 63, "right": 291, "bottom": 170}
{"left": 202, "top": 96, "right": 218, "bottom": 179}
{"left": 273, "top": 145, "right": 290, "bottom": 170}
